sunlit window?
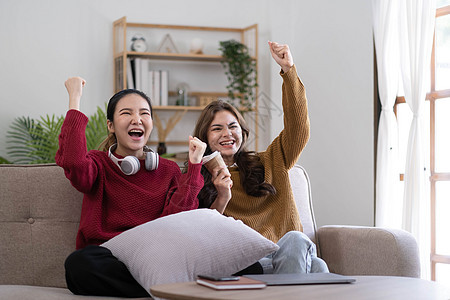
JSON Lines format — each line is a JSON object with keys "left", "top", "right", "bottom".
{"left": 393, "top": 3, "right": 450, "bottom": 288}
{"left": 435, "top": 182, "right": 450, "bottom": 254}
{"left": 435, "top": 15, "right": 450, "bottom": 90}
{"left": 435, "top": 98, "right": 450, "bottom": 172}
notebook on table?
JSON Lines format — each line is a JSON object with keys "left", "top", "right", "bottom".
{"left": 244, "top": 273, "right": 356, "bottom": 286}
{"left": 196, "top": 276, "right": 266, "bottom": 290}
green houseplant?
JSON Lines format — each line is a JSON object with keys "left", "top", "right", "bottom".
{"left": 219, "top": 39, "right": 257, "bottom": 111}
{"left": 7, "top": 115, "right": 64, "bottom": 164}
{"left": 5, "top": 105, "right": 108, "bottom": 164}
{"left": 0, "top": 156, "right": 10, "bottom": 164}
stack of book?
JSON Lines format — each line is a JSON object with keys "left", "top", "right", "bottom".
{"left": 127, "top": 58, "right": 168, "bottom": 106}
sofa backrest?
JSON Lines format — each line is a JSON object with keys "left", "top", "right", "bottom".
{"left": 0, "top": 163, "right": 316, "bottom": 288}
{"left": 0, "top": 163, "right": 82, "bottom": 288}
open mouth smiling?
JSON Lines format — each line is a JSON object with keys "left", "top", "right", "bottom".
{"left": 128, "top": 129, "right": 144, "bottom": 137}
{"left": 219, "top": 140, "right": 235, "bottom": 146}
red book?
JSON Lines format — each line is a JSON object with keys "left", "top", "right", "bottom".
{"left": 196, "top": 276, "right": 266, "bottom": 290}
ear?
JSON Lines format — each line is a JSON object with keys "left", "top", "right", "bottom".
{"left": 107, "top": 120, "right": 115, "bottom": 133}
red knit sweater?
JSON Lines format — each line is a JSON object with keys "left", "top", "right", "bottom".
{"left": 55, "top": 110, "right": 203, "bottom": 249}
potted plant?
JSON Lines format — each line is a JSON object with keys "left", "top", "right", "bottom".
{"left": 219, "top": 39, "right": 257, "bottom": 111}
{"left": 5, "top": 106, "right": 108, "bottom": 164}
{"left": 0, "top": 156, "right": 10, "bottom": 164}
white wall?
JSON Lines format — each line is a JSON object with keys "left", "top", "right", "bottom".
{"left": 265, "top": 1, "right": 374, "bottom": 227}
{"left": 0, "top": 0, "right": 373, "bottom": 227}
{"left": 284, "top": 1, "right": 374, "bottom": 227}
{"left": 302, "top": 1, "right": 374, "bottom": 227}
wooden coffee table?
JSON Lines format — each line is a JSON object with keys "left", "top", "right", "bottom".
{"left": 150, "top": 275, "right": 450, "bottom": 300}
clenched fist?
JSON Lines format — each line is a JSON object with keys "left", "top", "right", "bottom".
{"left": 65, "top": 77, "right": 86, "bottom": 111}
{"left": 268, "top": 41, "right": 294, "bottom": 73}
{"left": 188, "top": 136, "right": 207, "bottom": 164}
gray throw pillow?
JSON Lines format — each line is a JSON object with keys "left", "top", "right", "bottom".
{"left": 102, "top": 209, "right": 279, "bottom": 292}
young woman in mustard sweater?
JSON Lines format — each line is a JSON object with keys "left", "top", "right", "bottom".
{"left": 194, "top": 41, "right": 328, "bottom": 274}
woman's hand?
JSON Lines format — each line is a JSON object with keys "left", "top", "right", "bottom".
{"left": 65, "top": 77, "right": 86, "bottom": 111}
{"left": 188, "top": 136, "right": 207, "bottom": 164}
{"left": 268, "top": 41, "right": 294, "bottom": 73}
{"left": 209, "top": 165, "right": 233, "bottom": 214}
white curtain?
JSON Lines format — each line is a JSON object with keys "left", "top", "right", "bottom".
{"left": 399, "top": 0, "right": 436, "bottom": 279}
{"left": 372, "top": 0, "right": 402, "bottom": 229}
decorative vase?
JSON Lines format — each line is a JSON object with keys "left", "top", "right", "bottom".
{"left": 176, "top": 82, "right": 190, "bottom": 106}
{"left": 157, "top": 142, "right": 167, "bottom": 155}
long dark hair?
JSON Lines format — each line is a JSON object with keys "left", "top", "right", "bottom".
{"left": 193, "top": 100, "right": 276, "bottom": 208}
{"left": 99, "top": 89, "right": 153, "bottom": 152}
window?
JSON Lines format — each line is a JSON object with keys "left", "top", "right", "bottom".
{"left": 394, "top": 2, "right": 450, "bottom": 287}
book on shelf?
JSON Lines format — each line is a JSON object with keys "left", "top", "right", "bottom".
{"left": 141, "top": 60, "right": 149, "bottom": 97}
{"left": 196, "top": 276, "right": 266, "bottom": 290}
{"left": 115, "top": 59, "right": 123, "bottom": 90}
{"left": 134, "top": 58, "right": 142, "bottom": 91}
{"left": 126, "top": 58, "right": 134, "bottom": 89}
{"left": 148, "top": 70, "right": 156, "bottom": 105}
{"left": 153, "top": 70, "right": 160, "bottom": 105}
{"left": 160, "top": 70, "right": 168, "bottom": 106}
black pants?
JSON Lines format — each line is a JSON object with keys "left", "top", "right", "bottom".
{"left": 233, "top": 261, "right": 263, "bottom": 276}
{"left": 65, "top": 245, "right": 150, "bottom": 298}
{"left": 65, "top": 245, "right": 263, "bottom": 298}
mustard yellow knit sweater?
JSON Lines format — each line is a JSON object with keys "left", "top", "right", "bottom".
{"left": 224, "top": 65, "right": 310, "bottom": 243}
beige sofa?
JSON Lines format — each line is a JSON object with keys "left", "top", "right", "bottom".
{"left": 0, "top": 163, "right": 420, "bottom": 299}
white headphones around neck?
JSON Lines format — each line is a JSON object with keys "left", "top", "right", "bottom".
{"left": 108, "top": 144, "right": 159, "bottom": 175}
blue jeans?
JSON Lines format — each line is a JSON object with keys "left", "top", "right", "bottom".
{"left": 259, "top": 231, "right": 329, "bottom": 274}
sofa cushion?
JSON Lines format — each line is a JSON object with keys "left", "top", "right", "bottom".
{"left": 102, "top": 209, "right": 279, "bottom": 292}
{"left": 0, "top": 285, "right": 149, "bottom": 300}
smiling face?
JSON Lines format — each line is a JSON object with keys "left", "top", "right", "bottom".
{"left": 107, "top": 94, "right": 153, "bottom": 158}
{"left": 206, "top": 110, "right": 242, "bottom": 166}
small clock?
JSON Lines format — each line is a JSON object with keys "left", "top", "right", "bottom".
{"left": 131, "top": 34, "right": 147, "bottom": 52}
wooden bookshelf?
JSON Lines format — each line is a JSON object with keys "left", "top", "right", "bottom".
{"left": 112, "top": 17, "right": 259, "bottom": 151}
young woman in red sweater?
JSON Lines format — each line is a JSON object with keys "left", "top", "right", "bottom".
{"left": 56, "top": 77, "right": 206, "bottom": 297}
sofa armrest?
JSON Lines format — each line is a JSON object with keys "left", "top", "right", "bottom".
{"left": 317, "top": 225, "right": 420, "bottom": 278}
